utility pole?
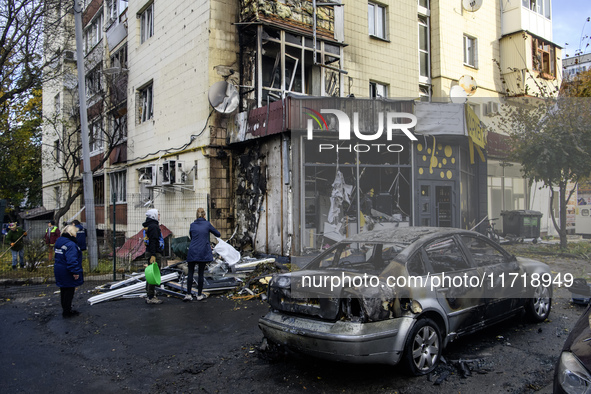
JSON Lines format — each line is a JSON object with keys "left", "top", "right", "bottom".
{"left": 73, "top": 0, "right": 98, "bottom": 270}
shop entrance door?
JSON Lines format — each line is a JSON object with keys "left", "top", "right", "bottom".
{"left": 418, "top": 182, "right": 454, "bottom": 227}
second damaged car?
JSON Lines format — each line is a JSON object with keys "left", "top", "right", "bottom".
{"left": 259, "top": 227, "right": 552, "bottom": 375}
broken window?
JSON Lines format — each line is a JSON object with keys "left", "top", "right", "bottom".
{"left": 424, "top": 237, "right": 470, "bottom": 273}
{"left": 138, "top": 83, "right": 153, "bottom": 123}
{"left": 110, "top": 171, "right": 127, "bottom": 203}
{"left": 85, "top": 64, "right": 102, "bottom": 98}
{"left": 89, "top": 118, "right": 103, "bottom": 152}
{"left": 140, "top": 2, "right": 154, "bottom": 44}
{"left": 259, "top": 27, "right": 342, "bottom": 104}
{"left": 532, "top": 37, "right": 556, "bottom": 77}
{"left": 303, "top": 132, "right": 412, "bottom": 251}
{"left": 369, "top": 81, "right": 388, "bottom": 98}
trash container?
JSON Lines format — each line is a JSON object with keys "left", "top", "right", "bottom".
{"left": 500, "top": 210, "right": 543, "bottom": 239}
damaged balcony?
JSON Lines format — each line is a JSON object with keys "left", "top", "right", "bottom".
{"left": 237, "top": 0, "right": 345, "bottom": 108}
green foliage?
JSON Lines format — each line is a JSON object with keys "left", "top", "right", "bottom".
{"left": 0, "top": 87, "right": 43, "bottom": 212}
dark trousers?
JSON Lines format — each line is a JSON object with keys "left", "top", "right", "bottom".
{"left": 186, "top": 261, "right": 208, "bottom": 296}
{"left": 60, "top": 287, "right": 75, "bottom": 313}
{"left": 146, "top": 253, "right": 162, "bottom": 299}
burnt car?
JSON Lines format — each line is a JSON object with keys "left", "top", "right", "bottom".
{"left": 259, "top": 227, "right": 552, "bottom": 375}
{"left": 554, "top": 303, "right": 591, "bottom": 393}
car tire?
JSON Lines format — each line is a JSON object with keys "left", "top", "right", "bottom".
{"left": 403, "top": 318, "right": 442, "bottom": 376}
{"left": 525, "top": 285, "right": 552, "bottom": 322}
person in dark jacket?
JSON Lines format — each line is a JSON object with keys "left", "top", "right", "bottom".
{"left": 53, "top": 225, "right": 83, "bottom": 318}
{"left": 143, "top": 209, "right": 163, "bottom": 304}
{"left": 71, "top": 220, "right": 87, "bottom": 251}
{"left": 5, "top": 222, "right": 26, "bottom": 269}
{"left": 44, "top": 220, "right": 61, "bottom": 263}
{"left": 184, "top": 207, "right": 220, "bottom": 301}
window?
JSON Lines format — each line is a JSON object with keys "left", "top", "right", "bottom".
{"left": 463, "top": 35, "right": 478, "bottom": 68}
{"left": 84, "top": 12, "right": 103, "bottom": 53}
{"left": 460, "top": 236, "right": 508, "bottom": 267}
{"left": 93, "top": 176, "right": 105, "bottom": 205}
{"left": 110, "top": 171, "right": 127, "bottom": 203}
{"left": 112, "top": 114, "right": 127, "bottom": 143}
{"left": 138, "top": 83, "right": 153, "bottom": 123}
{"left": 54, "top": 140, "right": 60, "bottom": 163}
{"left": 419, "top": 85, "right": 431, "bottom": 101}
{"left": 85, "top": 65, "right": 102, "bottom": 98}
{"left": 419, "top": 16, "right": 430, "bottom": 79}
{"left": 89, "top": 119, "right": 103, "bottom": 152}
{"left": 532, "top": 37, "right": 556, "bottom": 77}
{"left": 258, "top": 27, "right": 342, "bottom": 104}
{"left": 369, "top": 81, "right": 388, "bottom": 98}
{"left": 368, "top": 2, "right": 386, "bottom": 39}
{"left": 54, "top": 93, "right": 60, "bottom": 115}
{"left": 522, "top": 0, "right": 551, "bottom": 19}
{"left": 140, "top": 2, "right": 154, "bottom": 44}
{"left": 424, "top": 237, "right": 470, "bottom": 273}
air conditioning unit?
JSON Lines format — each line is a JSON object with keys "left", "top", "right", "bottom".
{"left": 138, "top": 164, "right": 159, "bottom": 187}
{"left": 483, "top": 101, "right": 499, "bottom": 116}
{"left": 161, "top": 160, "right": 186, "bottom": 185}
{"left": 64, "top": 50, "right": 76, "bottom": 62}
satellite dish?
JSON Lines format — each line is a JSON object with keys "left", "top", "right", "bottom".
{"left": 458, "top": 75, "right": 478, "bottom": 96}
{"left": 462, "top": 0, "right": 483, "bottom": 12}
{"left": 208, "top": 81, "right": 239, "bottom": 114}
{"left": 450, "top": 85, "right": 468, "bottom": 104}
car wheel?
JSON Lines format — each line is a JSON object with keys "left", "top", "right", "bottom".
{"left": 525, "top": 285, "right": 552, "bottom": 322}
{"left": 403, "top": 318, "right": 442, "bottom": 376}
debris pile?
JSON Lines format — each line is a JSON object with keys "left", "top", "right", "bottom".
{"left": 88, "top": 252, "right": 287, "bottom": 304}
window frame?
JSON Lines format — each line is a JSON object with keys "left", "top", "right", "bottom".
{"left": 369, "top": 81, "right": 388, "bottom": 98}
{"left": 83, "top": 11, "right": 104, "bottom": 54}
{"left": 419, "top": 16, "right": 430, "bottom": 82}
{"left": 89, "top": 119, "right": 104, "bottom": 153}
{"left": 463, "top": 34, "right": 478, "bottom": 68}
{"left": 368, "top": 2, "right": 387, "bottom": 40}
{"left": 109, "top": 171, "right": 127, "bottom": 203}
{"left": 140, "top": 2, "right": 154, "bottom": 44}
{"left": 138, "top": 82, "right": 153, "bottom": 123}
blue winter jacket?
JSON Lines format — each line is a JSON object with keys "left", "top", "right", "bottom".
{"left": 186, "top": 218, "right": 221, "bottom": 262}
{"left": 54, "top": 234, "right": 84, "bottom": 288}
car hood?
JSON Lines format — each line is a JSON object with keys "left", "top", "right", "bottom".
{"left": 564, "top": 305, "right": 591, "bottom": 368}
{"left": 267, "top": 270, "right": 395, "bottom": 321}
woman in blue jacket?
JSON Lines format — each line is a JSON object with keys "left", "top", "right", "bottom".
{"left": 54, "top": 225, "right": 84, "bottom": 317}
{"left": 184, "top": 208, "right": 220, "bottom": 301}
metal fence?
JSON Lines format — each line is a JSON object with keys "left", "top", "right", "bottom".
{"left": 0, "top": 192, "right": 208, "bottom": 298}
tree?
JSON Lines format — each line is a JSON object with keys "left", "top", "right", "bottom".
{"left": 0, "top": 0, "right": 70, "bottom": 218}
{"left": 0, "top": 0, "right": 67, "bottom": 107}
{"left": 0, "top": 86, "right": 43, "bottom": 215}
{"left": 498, "top": 96, "right": 591, "bottom": 249}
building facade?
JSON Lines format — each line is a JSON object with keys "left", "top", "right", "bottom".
{"left": 42, "top": 0, "right": 562, "bottom": 260}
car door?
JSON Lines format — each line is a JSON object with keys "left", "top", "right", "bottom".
{"left": 422, "top": 236, "right": 486, "bottom": 335}
{"left": 459, "top": 235, "right": 521, "bottom": 323}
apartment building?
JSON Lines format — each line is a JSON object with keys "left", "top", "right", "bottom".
{"left": 42, "top": 0, "right": 561, "bottom": 259}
